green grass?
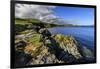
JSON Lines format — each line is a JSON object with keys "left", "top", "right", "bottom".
{"left": 27, "top": 34, "right": 41, "bottom": 44}
{"left": 15, "top": 18, "right": 66, "bottom": 28}
{"left": 15, "top": 18, "right": 82, "bottom": 29}
{"left": 15, "top": 18, "right": 40, "bottom": 24}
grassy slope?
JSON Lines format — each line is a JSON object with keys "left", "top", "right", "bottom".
{"left": 15, "top": 18, "right": 58, "bottom": 27}
{"left": 15, "top": 18, "right": 76, "bottom": 28}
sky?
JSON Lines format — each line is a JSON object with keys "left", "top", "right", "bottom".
{"left": 15, "top": 4, "right": 94, "bottom": 25}
{"left": 53, "top": 6, "right": 94, "bottom": 25}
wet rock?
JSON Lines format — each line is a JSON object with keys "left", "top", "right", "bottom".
{"left": 80, "top": 46, "right": 94, "bottom": 62}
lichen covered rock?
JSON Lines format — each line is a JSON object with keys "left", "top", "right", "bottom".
{"left": 53, "top": 34, "right": 82, "bottom": 59}
{"left": 15, "top": 31, "right": 94, "bottom": 66}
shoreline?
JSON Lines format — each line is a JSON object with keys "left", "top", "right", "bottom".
{"left": 15, "top": 28, "right": 94, "bottom": 66}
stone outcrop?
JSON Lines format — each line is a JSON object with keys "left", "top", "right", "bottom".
{"left": 53, "top": 34, "right": 82, "bottom": 59}
{"left": 15, "top": 29, "right": 94, "bottom": 67}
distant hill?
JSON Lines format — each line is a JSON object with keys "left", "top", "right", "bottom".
{"left": 15, "top": 18, "right": 75, "bottom": 28}
{"left": 15, "top": 18, "right": 94, "bottom": 28}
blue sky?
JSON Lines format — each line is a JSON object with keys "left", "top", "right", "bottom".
{"left": 53, "top": 6, "right": 94, "bottom": 25}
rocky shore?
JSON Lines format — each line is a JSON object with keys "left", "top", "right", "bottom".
{"left": 15, "top": 28, "right": 94, "bottom": 67}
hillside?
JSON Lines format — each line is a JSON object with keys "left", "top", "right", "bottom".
{"left": 14, "top": 18, "right": 94, "bottom": 67}
{"left": 15, "top": 18, "right": 77, "bottom": 28}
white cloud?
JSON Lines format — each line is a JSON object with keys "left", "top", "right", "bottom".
{"left": 15, "top": 4, "right": 58, "bottom": 23}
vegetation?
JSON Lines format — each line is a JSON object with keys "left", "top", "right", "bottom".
{"left": 15, "top": 17, "right": 94, "bottom": 67}
{"left": 27, "top": 34, "right": 41, "bottom": 44}
{"left": 15, "top": 18, "right": 79, "bottom": 28}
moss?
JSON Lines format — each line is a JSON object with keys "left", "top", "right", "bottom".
{"left": 54, "top": 34, "right": 75, "bottom": 44}
{"left": 54, "top": 34, "right": 65, "bottom": 41}
{"left": 27, "top": 34, "right": 41, "bottom": 44}
{"left": 20, "top": 30, "right": 30, "bottom": 34}
{"left": 54, "top": 34, "right": 82, "bottom": 59}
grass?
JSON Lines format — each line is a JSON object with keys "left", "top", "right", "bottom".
{"left": 54, "top": 34, "right": 74, "bottom": 43}
{"left": 15, "top": 18, "right": 40, "bottom": 24}
{"left": 24, "top": 42, "right": 43, "bottom": 57}
{"left": 54, "top": 34, "right": 65, "bottom": 41}
{"left": 15, "top": 18, "right": 67, "bottom": 28}
{"left": 27, "top": 34, "right": 41, "bottom": 44}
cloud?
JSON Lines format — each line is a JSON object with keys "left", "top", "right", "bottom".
{"left": 15, "top": 4, "right": 58, "bottom": 23}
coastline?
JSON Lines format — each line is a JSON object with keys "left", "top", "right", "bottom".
{"left": 15, "top": 28, "right": 94, "bottom": 67}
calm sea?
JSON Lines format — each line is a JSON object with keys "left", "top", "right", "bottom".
{"left": 49, "top": 26, "right": 94, "bottom": 50}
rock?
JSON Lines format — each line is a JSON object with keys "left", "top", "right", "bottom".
{"left": 54, "top": 34, "right": 82, "bottom": 59}
{"left": 45, "top": 39, "right": 51, "bottom": 45}
{"left": 25, "top": 42, "right": 64, "bottom": 65}
{"left": 15, "top": 51, "right": 32, "bottom": 67}
{"left": 26, "top": 33, "right": 83, "bottom": 64}
{"left": 27, "top": 52, "right": 60, "bottom": 65}
{"left": 15, "top": 41, "right": 27, "bottom": 52}
{"left": 80, "top": 46, "right": 94, "bottom": 61}
{"left": 39, "top": 28, "right": 51, "bottom": 38}
{"left": 15, "top": 29, "right": 94, "bottom": 66}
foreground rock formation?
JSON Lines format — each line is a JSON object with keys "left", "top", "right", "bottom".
{"left": 15, "top": 29, "right": 94, "bottom": 67}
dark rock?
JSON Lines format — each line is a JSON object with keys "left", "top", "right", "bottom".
{"left": 15, "top": 51, "right": 32, "bottom": 67}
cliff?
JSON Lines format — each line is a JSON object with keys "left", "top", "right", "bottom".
{"left": 15, "top": 29, "right": 94, "bottom": 67}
